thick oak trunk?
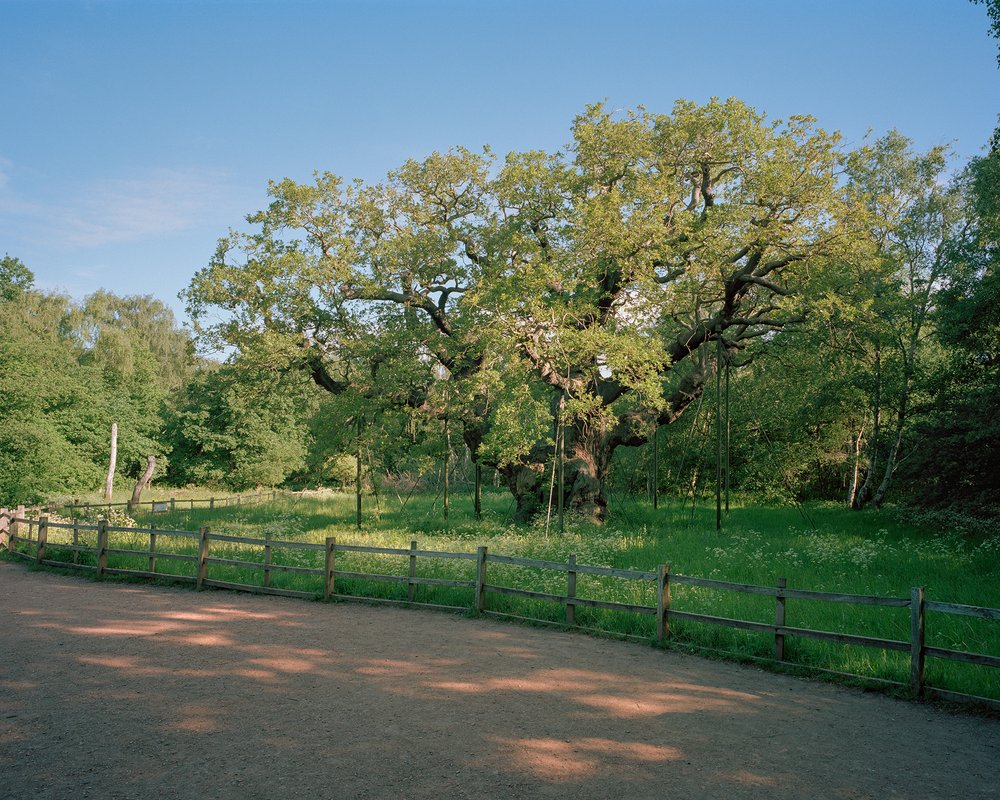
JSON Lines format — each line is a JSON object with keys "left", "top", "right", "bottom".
{"left": 492, "top": 360, "right": 711, "bottom": 524}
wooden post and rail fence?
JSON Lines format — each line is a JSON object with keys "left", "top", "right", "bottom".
{"left": 14, "top": 490, "right": 282, "bottom": 520}
{"left": 1, "top": 507, "right": 998, "bottom": 711}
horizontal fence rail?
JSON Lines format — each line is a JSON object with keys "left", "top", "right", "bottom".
{"left": 1, "top": 510, "right": 998, "bottom": 711}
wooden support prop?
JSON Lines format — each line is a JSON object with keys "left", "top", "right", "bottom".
{"left": 148, "top": 527, "right": 157, "bottom": 574}
{"left": 324, "top": 537, "right": 336, "bottom": 600}
{"left": 196, "top": 527, "right": 209, "bottom": 589}
{"left": 36, "top": 515, "right": 48, "bottom": 563}
{"left": 263, "top": 533, "right": 273, "bottom": 588}
{"left": 774, "top": 577, "right": 787, "bottom": 661}
{"left": 566, "top": 554, "right": 577, "bottom": 626}
{"left": 97, "top": 519, "right": 109, "bottom": 578}
{"left": 911, "top": 586, "right": 926, "bottom": 697}
{"left": 408, "top": 540, "right": 418, "bottom": 603}
{"left": 475, "top": 546, "right": 488, "bottom": 613}
{"left": 657, "top": 564, "right": 671, "bottom": 641}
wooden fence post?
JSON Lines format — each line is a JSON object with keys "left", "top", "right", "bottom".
{"left": 72, "top": 520, "right": 79, "bottom": 565}
{"left": 263, "top": 533, "right": 273, "bottom": 588}
{"left": 408, "top": 540, "right": 418, "bottom": 603}
{"left": 36, "top": 515, "right": 49, "bottom": 563}
{"left": 656, "top": 564, "right": 671, "bottom": 641}
{"left": 210, "top": 497, "right": 215, "bottom": 510}
{"left": 324, "top": 537, "right": 336, "bottom": 600}
{"left": 0, "top": 509, "right": 9, "bottom": 550}
{"left": 910, "top": 586, "right": 926, "bottom": 697}
{"left": 148, "top": 526, "right": 157, "bottom": 574}
{"left": 14, "top": 505, "right": 24, "bottom": 541}
{"left": 566, "top": 554, "right": 577, "bottom": 626}
{"left": 169, "top": 496, "right": 175, "bottom": 512}
{"left": 774, "top": 577, "right": 787, "bottom": 661}
{"left": 97, "top": 519, "right": 108, "bottom": 578}
{"left": 196, "top": 527, "right": 209, "bottom": 588}
{"left": 475, "top": 546, "right": 488, "bottom": 613}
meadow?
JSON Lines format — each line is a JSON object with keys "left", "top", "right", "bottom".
{"left": 14, "top": 487, "right": 1000, "bottom": 704}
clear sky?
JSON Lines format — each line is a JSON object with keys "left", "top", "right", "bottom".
{"left": 2, "top": 0, "right": 998, "bottom": 323}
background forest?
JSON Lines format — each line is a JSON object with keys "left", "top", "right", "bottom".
{"left": 1, "top": 120, "right": 997, "bottom": 529}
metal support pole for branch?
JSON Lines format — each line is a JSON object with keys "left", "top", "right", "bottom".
{"left": 652, "top": 421, "right": 659, "bottom": 510}
{"left": 443, "top": 417, "right": 450, "bottom": 522}
{"left": 725, "top": 351, "right": 731, "bottom": 514}
{"left": 557, "top": 396, "right": 565, "bottom": 536}
{"left": 355, "top": 415, "right": 362, "bottom": 530}
{"left": 716, "top": 337, "right": 723, "bottom": 531}
{"left": 474, "top": 461, "right": 482, "bottom": 520}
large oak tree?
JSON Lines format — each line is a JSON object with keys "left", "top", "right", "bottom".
{"left": 186, "top": 99, "right": 858, "bottom": 521}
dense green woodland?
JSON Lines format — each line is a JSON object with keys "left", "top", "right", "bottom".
{"left": 1, "top": 102, "right": 998, "bottom": 528}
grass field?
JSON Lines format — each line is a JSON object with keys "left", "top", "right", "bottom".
{"left": 13, "top": 487, "right": 1000, "bottom": 704}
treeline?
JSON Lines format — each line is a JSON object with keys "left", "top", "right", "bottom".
{"left": 0, "top": 261, "right": 460, "bottom": 505}
{"left": 0, "top": 261, "right": 303, "bottom": 504}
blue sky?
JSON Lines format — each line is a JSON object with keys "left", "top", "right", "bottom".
{"left": 2, "top": 0, "right": 998, "bottom": 323}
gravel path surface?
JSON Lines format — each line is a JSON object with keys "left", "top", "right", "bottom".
{"left": 1, "top": 559, "right": 997, "bottom": 799}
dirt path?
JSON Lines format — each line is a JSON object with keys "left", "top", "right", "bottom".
{"left": 1, "top": 560, "right": 996, "bottom": 800}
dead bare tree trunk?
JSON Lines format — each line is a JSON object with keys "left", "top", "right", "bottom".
{"left": 847, "top": 422, "right": 866, "bottom": 507}
{"left": 853, "top": 346, "right": 881, "bottom": 510}
{"left": 130, "top": 456, "right": 156, "bottom": 509}
{"left": 104, "top": 423, "right": 118, "bottom": 500}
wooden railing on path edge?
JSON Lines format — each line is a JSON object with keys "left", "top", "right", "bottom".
{"left": 1, "top": 509, "right": 997, "bottom": 712}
